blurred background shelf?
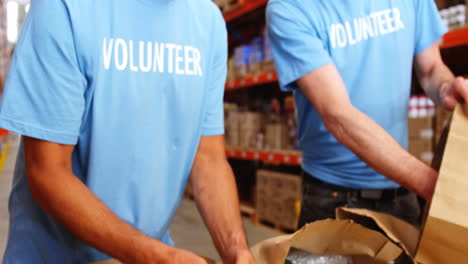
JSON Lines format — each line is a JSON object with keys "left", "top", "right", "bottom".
{"left": 223, "top": 0, "right": 268, "bottom": 22}
{"left": 226, "top": 148, "right": 302, "bottom": 166}
{"left": 225, "top": 71, "right": 278, "bottom": 90}
{"left": 441, "top": 26, "right": 468, "bottom": 49}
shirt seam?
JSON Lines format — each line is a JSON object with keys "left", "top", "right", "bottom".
{"left": 0, "top": 116, "right": 78, "bottom": 138}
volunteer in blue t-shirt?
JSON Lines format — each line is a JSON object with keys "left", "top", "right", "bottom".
{"left": 267, "top": 0, "right": 468, "bottom": 227}
{"left": 0, "top": 1, "right": 255, "bottom": 263}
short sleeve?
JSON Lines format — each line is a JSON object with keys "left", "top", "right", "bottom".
{"left": 0, "top": 0, "right": 87, "bottom": 145}
{"left": 200, "top": 10, "right": 227, "bottom": 136}
{"left": 266, "top": 0, "right": 332, "bottom": 91}
{"left": 414, "top": 0, "right": 448, "bottom": 55}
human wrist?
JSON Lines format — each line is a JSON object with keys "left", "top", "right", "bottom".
{"left": 129, "top": 235, "right": 172, "bottom": 264}
{"left": 220, "top": 244, "right": 251, "bottom": 263}
{"left": 415, "top": 165, "right": 438, "bottom": 201}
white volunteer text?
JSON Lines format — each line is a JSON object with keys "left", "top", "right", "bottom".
{"left": 329, "top": 8, "right": 405, "bottom": 49}
{"left": 103, "top": 38, "right": 203, "bottom": 76}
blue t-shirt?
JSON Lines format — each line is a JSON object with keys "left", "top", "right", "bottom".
{"left": 267, "top": 0, "right": 446, "bottom": 189}
{"left": 0, "top": 0, "right": 226, "bottom": 262}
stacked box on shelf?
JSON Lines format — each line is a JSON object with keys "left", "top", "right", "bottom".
{"left": 264, "top": 123, "right": 290, "bottom": 150}
{"left": 408, "top": 96, "right": 435, "bottom": 164}
{"left": 256, "top": 170, "right": 302, "bottom": 231}
{"left": 239, "top": 112, "right": 264, "bottom": 149}
{"left": 227, "top": 27, "right": 276, "bottom": 82}
{"left": 226, "top": 110, "right": 242, "bottom": 147}
{"left": 261, "top": 27, "right": 275, "bottom": 73}
{"left": 438, "top": 0, "right": 466, "bottom": 29}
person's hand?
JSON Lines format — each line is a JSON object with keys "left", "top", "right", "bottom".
{"left": 221, "top": 248, "right": 255, "bottom": 264}
{"left": 159, "top": 248, "right": 208, "bottom": 264}
{"left": 441, "top": 77, "right": 468, "bottom": 111}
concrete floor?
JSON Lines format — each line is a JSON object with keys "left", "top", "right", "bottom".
{"left": 0, "top": 136, "right": 277, "bottom": 261}
{"left": 0, "top": 135, "right": 19, "bottom": 259}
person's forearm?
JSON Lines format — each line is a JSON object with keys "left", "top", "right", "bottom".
{"left": 28, "top": 168, "right": 169, "bottom": 263}
{"left": 419, "top": 61, "right": 455, "bottom": 106}
{"left": 191, "top": 157, "right": 249, "bottom": 262}
{"left": 323, "top": 105, "right": 437, "bottom": 200}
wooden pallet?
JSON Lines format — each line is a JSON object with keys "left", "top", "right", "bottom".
{"left": 240, "top": 203, "right": 257, "bottom": 223}
{"left": 254, "top": 217, "right": 296, "bottom": 234}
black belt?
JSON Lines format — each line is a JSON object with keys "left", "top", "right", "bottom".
{"left": 302, "top": 170, "right": 409, "bottom": 200}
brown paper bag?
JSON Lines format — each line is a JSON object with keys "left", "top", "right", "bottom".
{"left": 250, "top": 219, "right": 402, "bottom": 264}
{"left": 336, "top": 207, "right": 420, "bottom": 259}
{"left": 415, "top": 105, "right": 468, "bottom": 263}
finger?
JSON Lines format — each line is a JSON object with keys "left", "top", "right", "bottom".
{"left": 443, "top": 95, "right": 457, "bottom": 111}
{"left": 454, "top": 77, "right": 468, "bottom": 104}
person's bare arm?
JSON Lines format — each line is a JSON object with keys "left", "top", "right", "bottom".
{"left": 414, "top": 43, "right": 468, "bottom": 110}
{"left": 24, "top": 136, "right": 207, "bottom": 264}
{"left": 297, "top": 65, "right": 437, "bottom": 200}
{"left": 190, "top": 135, "right": 254, "bottom": 264}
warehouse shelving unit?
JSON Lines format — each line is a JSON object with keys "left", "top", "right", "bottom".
{"left": 441, "top": 27, "right": 468, "bottom": 75}
{"left": 441, "top": 27, "right": 468, "bottom": 49}
{"left": 225, "top": 147, "right": 302, "bottom": 166}
{"left": 223, "top": 0, "right": 268, "bottom": 22}
{"left": 226, "top": 27, "right": 468, "bottom": 92}
{"left": 225, "top": 71, "right": 278, "bottom": 90}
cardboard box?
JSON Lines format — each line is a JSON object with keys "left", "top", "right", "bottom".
{"left": 226, "top": 111, "right": 241, "bottom": 147}
{"left": 264, "top": 123, "right": 290, "bottom": 150}
{"left": 261, "top": 59, "right": 276, "bottom": 73}
{"left": 408, "top": 139, "right": 433, "bottom": 164}
{"left": 408, "top": 117, "right": 433, "bottom": 140}
{"left": 256, "top": 170, "right": 302, "bottom": 230}
{"left": 408, "top": 116, "right": 435, "bottom": 164}
{"left": 238, "top": 112, "right": 264, "bottom": 148}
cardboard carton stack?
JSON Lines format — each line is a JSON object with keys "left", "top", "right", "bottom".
{"left": 225, "top": 110, "right": 242, "bottom": 147}
{"left": 437, "top": 0, "right": 467, "bottom": 29}
{"left": 239, "top": 112, "right": 264, "bottom": 149}
{"left": 408, "top": 96, "right": 435, "bottom": 164}
{"left": 264, "top": 123, "right": 290, "bottom": 150}
{"left": 256, "top": 170, "right": 302, "bottom": 231}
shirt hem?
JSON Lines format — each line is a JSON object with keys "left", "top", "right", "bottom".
{"left": 279, "top": 60, "right": 333, "bottom": 92}
{"left": 0, "top": 116, "right": 78, "bottom": 145}
{"left": 201, "top": 127, "right": 225, "bottom": 136}
{"left": 415, "top": 30, "right": 448, "bottom": 55}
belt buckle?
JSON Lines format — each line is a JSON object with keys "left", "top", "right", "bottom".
{"left": 360, "top": 189, "right": 383, "bottom": 200}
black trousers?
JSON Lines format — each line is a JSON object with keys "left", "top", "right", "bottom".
{"left": 298, "top": 171, "right": 422, "bottom": 228}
